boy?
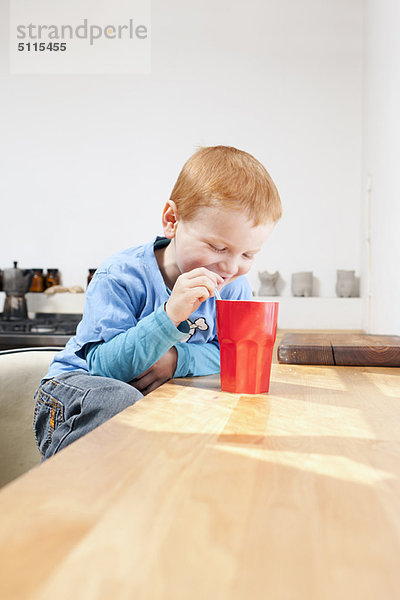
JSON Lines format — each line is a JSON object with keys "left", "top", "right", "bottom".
{"left": 34, "top": 146, "right": 282, "bottom": 459}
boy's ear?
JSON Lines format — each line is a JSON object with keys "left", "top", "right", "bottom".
{"left": 162, "top": 200, "right": 179, "bottom": 238}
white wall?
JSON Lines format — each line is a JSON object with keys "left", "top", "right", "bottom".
{"left": 1, "top": 1, "right": 363, "bottom": 302}
{"left": 362, "top": 0, "right": 400, "bottom": 334}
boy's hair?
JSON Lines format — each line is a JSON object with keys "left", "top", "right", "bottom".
{"left": 170, "top": 145, "right": 282, "bottom": 225}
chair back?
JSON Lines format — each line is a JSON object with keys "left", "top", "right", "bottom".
{"left": 0, "top": 348, "right": 60, "bottom": 487}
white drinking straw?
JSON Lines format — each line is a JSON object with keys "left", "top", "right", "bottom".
{"left": 215, "top": 288, "right": 222, "bottom": 300}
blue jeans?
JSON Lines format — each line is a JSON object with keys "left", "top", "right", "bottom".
{"left": 33, "top": 371, "right": 143, "bottom": 459}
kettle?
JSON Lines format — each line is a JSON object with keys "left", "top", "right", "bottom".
{"left": 2, "top": 262, "right": 34, "bottom": 320}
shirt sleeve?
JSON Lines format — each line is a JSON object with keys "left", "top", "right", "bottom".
{"left": 174, "top": 338, "right": 220, "bottom": 377}
{"left": 75, "top": 271, "right": 142, "bottom": 348}
{"left": 85, "top": 304, "right": 190, "bottom": 382}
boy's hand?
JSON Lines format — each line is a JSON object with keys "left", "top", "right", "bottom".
{"left": 129, "top": 347, "right": 178, "bottom": 395}
{"left": 165, "top": 267, "right": 223, "bottom": 326}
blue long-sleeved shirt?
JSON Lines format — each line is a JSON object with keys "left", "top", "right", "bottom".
{"left": 44, "top": 237, "right": 252, "bottom": 381}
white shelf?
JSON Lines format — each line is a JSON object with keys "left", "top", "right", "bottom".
{"left": 0, "top": 292, "right": 364, "bottom": 330}
{"left": 253, "top": 296, "right": 364, "bottom": 330}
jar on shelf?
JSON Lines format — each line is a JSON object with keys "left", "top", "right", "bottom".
{"left": 29, "top": 269, "right": 45, "bottom": 293}
{"left": 87, "top": 268, "right": 97, "bottom": 288}
{"left": 45, "top": 268, "right": 60, "bottom": 289}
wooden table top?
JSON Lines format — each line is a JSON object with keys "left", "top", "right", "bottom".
{"left": 1, "top": 344, "right": 400, "bottom": 599}
{"left": 278, "top": 332, "right": 400, "bottom": 366}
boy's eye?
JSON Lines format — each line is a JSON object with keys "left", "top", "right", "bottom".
{"left": 243, "top": 253, "right": 255, "bottom": 260}
{"left": 209, "top": 244, "right": 226, "bottom": 253}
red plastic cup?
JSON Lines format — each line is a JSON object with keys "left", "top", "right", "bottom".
{"left": 216, "top": 300, "right": 279, "bottom": 394}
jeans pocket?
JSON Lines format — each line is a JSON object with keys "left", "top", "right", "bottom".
{"left": 33, "top": 386, "right": 65, "bottom": 456}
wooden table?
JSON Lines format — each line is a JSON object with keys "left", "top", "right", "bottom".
{"left": 1, "top": 343, "right": 400, "bottom": 599}
{"left": 278, "top": 332, "right": 400, "bottom": 366}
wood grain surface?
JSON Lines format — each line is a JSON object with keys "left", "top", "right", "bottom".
{"left": 1, "top": 344, "right": 400, "bottom": 599}
{"left": 278, "top": 332, "right": 400, "bottom": 366}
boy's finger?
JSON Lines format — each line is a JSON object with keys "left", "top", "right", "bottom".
{"left": 131, "top": 371, "right": 155, "bottom": 390}
{"left": 185, "top": 274, "right": 222, "bottom": 293}
{"left": 185, "top": 281, "right": 215, "bottom": 301}
{"left": 189, "top": 285, "right": 213, "bottom": 303}
{"left": 186, "top": 275, "right": 216, "bottom": 292}
{"left": 184, "top": 267, "right": 223, "bottom": 285}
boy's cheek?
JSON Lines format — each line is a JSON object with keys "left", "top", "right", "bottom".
{"left": 180, "top": 251, "right": 215, "bottom": 272}
{"left": 241, "top": 263, "right": 253, "bottom": 276}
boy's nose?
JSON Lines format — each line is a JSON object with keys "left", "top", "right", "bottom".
{"left": 218, "top": 256, "right": 239, "bottom": 278}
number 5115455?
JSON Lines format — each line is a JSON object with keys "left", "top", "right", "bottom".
{"left": 18, "top": 42, "right": 67, "bottom": 51}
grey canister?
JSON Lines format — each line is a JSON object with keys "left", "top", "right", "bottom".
{"left": 336, "top": 270, "right": 356, "bottom": 297}
{"left": 291, "top": 271, "right": 313, "bottom": 297}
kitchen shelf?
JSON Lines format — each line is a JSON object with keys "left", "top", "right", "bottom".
{"left": 253, "top": 296, "right": 364, "bottom": 330}
{"left": 0, "top": 292, "right": 365, "bottom": 331}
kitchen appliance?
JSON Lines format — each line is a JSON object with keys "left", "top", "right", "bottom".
{"left": 2, "top": 262, "right": 34, "bottom": 320}
{"left": 0, "top": 313, "right": 82, "bottom": 351}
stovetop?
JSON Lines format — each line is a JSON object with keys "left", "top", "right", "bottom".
{"left": 0, "top": 313, "right": 82, "bottom": 334}
{"left": 0, "top": 313, "right": 82, "bottom": 350}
